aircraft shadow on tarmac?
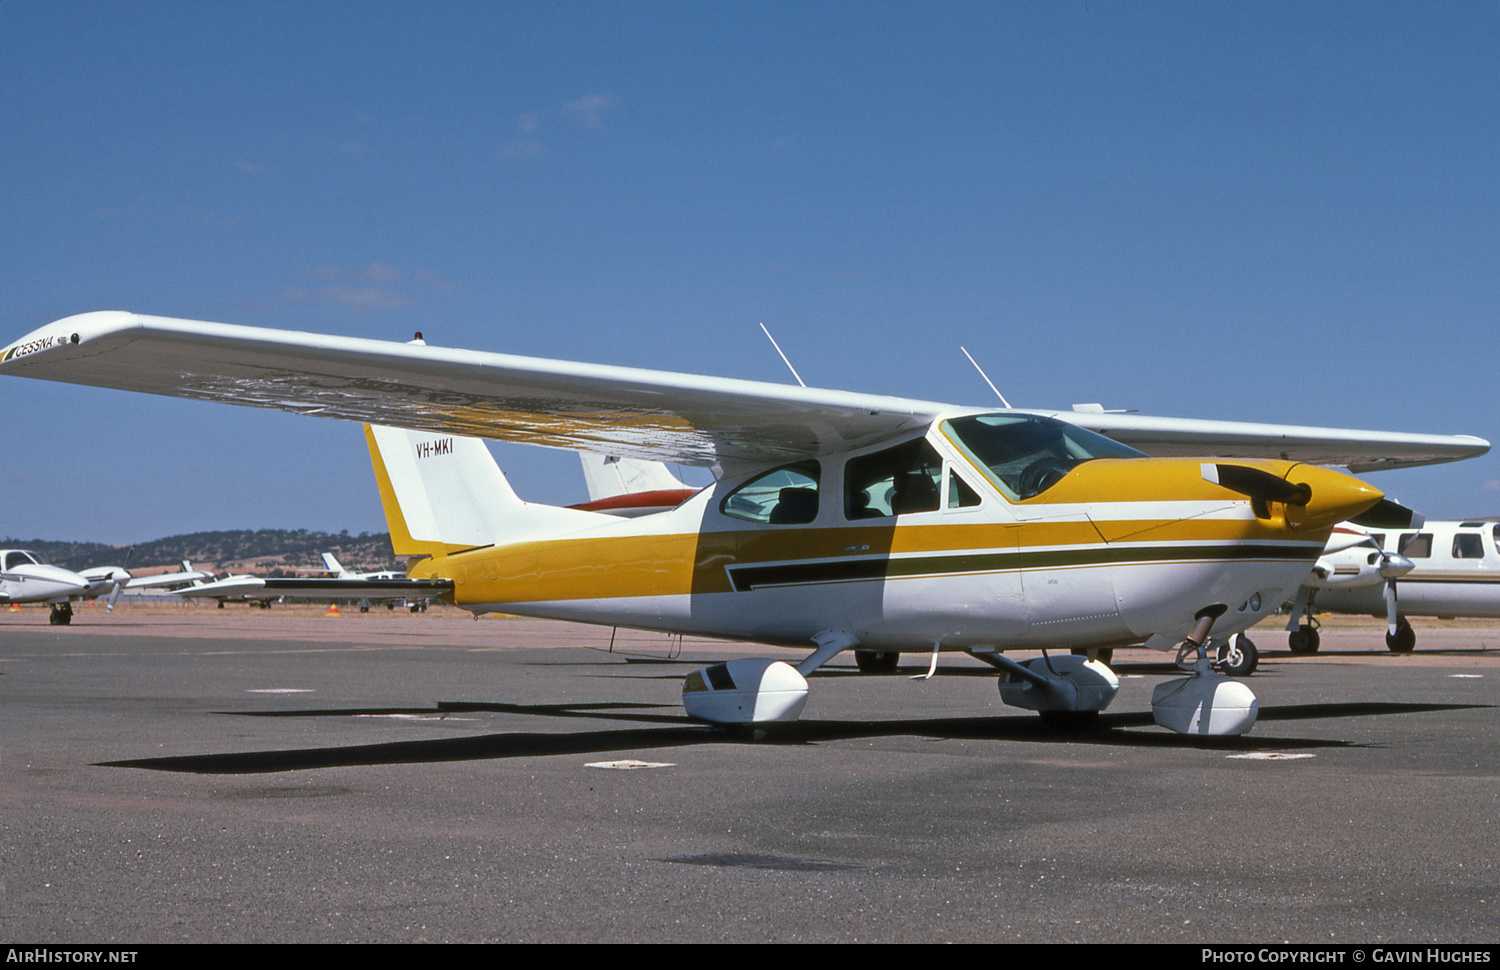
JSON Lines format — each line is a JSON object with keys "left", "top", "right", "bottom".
{"left": 96, "top": 694, "right": 1487, "bottom": 775}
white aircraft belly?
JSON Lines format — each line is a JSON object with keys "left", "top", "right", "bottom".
{"left": 467, "top": 546, "right": 1307, "bottom": 651}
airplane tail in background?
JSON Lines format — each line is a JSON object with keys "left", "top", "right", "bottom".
{"left": 321, "top": 553, "right": 350, "bottom": 577}
{"left": 581, "top": 453, "right": 688, "bottom": 500}
{"left": 575, "top": 453, "right": 702, "bottom": 516}
{"left": 364, "top": 425, "right": 603, "bottom": 557}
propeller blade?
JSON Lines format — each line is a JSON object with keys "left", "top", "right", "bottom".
{"left": 1206, "top": 463, "right": 1312, "bottom": 507}
{"left": 1383, "top": 577, "right": 1400, "bottom": 636}
{"left": 1350, "top": 499, "right": 1424, "bottom": 531}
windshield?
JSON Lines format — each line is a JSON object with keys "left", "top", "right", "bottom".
{"left": 941, "top": 414, "right": 1146, "bottom": 501}
{"left": 2, "top": 550, "right": 42, "bottom": 570}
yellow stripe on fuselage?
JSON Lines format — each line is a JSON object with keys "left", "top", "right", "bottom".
{"left": 407, "top": 456, "right": 1360, "bottom": 607}
{"left": 410, "top": 516, "right": 1314, "bottom": 606}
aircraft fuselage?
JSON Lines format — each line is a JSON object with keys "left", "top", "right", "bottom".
{"left": 412, "top": 422, "right": 1378, "bottom": 653}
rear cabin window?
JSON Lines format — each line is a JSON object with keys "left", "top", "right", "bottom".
{"left": 1453, "top": 533, "right": 1486, "bottom": 559}
{"left": 720, "top": 461, "right": 821, "bottom": 525}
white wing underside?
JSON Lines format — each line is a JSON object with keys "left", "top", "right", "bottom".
{"left": 1, "top": 311, "right": 1488, "bottom": 473}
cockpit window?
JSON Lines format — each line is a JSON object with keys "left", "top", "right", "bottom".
{"left": 2, "top": 550, "right": 41, "bottom": 570}
{"left": 720, "top": 461, "right": 821, "bottom": 524}
{"left": 941, "top": 414, "right": 1146, "bottom": 501}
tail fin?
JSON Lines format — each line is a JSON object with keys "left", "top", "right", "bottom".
{"left": 575, "top": 453, "right": 701, "bottom": 516}
{"left": 364, "top": 425, "right": 601, "bottom": 556}
{"left": 321, "top": 553, "right": 349, "bottom": 577}
{"left": 580, "top": 454, "right": 688, "bottom": 501}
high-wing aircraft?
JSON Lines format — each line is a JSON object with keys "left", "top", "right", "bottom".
{"left": 1, "top": 311, "right": 1490, "bottom": 736}
{"left": 1288, "top": 520, "right": 1500, "bottom": 653}
{"left": 1, "top": 549, "right": 92, "bottom": 624}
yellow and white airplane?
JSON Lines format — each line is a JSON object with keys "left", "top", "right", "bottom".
{"left": 1, "top": 311, "right": 1490, "bottom": 735}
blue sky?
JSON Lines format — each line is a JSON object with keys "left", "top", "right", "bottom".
{"left": 2, "top": 1, "right": 1497, "bottom": 544}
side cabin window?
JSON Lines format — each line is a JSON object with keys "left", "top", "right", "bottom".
{"left": 845, "top": 439, "right": 942, "bottom": 519}
{"left": 1399, "top": 533, "right": 1432, "bottom": 559}
{"left": 940, "top": 413, "right": 1146, "bottom": 501}
{"left": 720, "top": 461, "right": 820, "bottom": 525}
{"left": 948, "top": 470, "right": 982, "bottom": 509}
{"left": 1453, "top": 533, "right": 1486, "bottom": 560}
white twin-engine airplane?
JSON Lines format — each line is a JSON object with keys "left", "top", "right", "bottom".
{"left": 1, "top": 311, "right": 1490, "bottom": 736}
{"left": 1288, "top": 520, "right": 1500, "bottom": 654}
{"left": 1, "top": 549, "right": 92, "bottom": 624}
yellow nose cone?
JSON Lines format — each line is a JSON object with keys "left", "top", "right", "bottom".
{"left": 1283, "top": 464, "right": 1384, "bottom": 532}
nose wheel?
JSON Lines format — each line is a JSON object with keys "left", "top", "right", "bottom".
{"left": 1214, "top": 633, "right": 1258, "bottom": 677}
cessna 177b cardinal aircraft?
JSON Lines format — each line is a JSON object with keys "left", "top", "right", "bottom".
{"left": 1, "top": 311, "right": 1489, "bottom": 736}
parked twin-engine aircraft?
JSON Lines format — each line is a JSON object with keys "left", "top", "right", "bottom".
{"left": 174, "top": 559, "right": 448, "bottom": 610}
{"left": 1, "top": 549, "right": 91, "bottom": 624}
{"left": 1289, "top": 520, "right": 1500, "bottom": 653}
{"left": 1, "top": 311, "right": 1490, "bottom": 735}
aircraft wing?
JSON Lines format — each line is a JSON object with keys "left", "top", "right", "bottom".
{"left": 0, "top": 312, "right": 939, "bottom": 469}
{"left": 1, "top": 311, "right": 1488, "bottom": 471}
{"left": 1045, "top": 410, "right": 1489, "bottom": 473}
{"left": 176, "top": 575, "right": 451, "bottom": 601}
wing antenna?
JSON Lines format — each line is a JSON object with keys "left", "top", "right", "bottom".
{"left": 960, "top": 346, "right": 1011, "bottom": 408}
{"left": 759, "top": 323, "right": 806, "bottom": 388}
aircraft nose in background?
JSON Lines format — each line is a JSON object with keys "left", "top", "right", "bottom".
{"left": 27, "top": 565, "right": 90, "bottom": 598}
{"left": 1285, "top": 465, "right": 1384, "bottom": 532}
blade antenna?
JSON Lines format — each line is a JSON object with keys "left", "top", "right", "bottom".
{"left": 759, "top": 323, "right": 806, "bottom": 388}
{"left": 961, "top": 346, "right": 1011, "bottom": 408}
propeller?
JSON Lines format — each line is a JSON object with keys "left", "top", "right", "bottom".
{"left": 1347, "top": 498, "right": 1422, "bottom": 638}
{"left": 1203, "top": 463, "right": 1311, "bottom": 512}
{"left": 1349, "top": 498, "right": 1425, "bottom": 531}
{"left": 1357, "top": 536, "right": 1414, "bottom": 637}
{"left": 105, "top": 545, "right": 135, "bottom": 612}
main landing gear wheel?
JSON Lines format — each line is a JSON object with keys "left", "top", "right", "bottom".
{"left": 1386, "top": 617, "right": 1416, "bottom": 653}
{"left": 1214, "top": 633, "right": 1258, "bottom": 677}
{"left": 1288, "top": 626, "right": 1320, "bottom": 654}
{"left": 48, "top": 602, "right": 73, "bottom": 626}
{"left": 854, "top": 650, "right": 900, "bottom": 674}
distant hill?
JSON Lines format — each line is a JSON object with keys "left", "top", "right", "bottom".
{"left": 1, "top": 530, "right": 401, "bottom": 575}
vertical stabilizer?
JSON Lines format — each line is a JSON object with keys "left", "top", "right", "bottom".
{"left": 365, "top": 425, "right": 602, "bottom": 556}
{"left": 580, "top": 454, "right": 689, "bottom": 501}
